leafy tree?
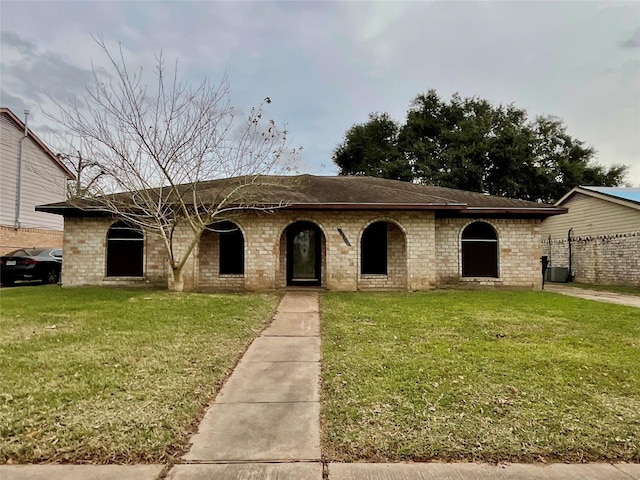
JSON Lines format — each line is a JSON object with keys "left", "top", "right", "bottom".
{"left": 334, "top": 89, "right": 628, "bottom": 203}
{"left": 333, "top": 113, "right": 411, "bottom": 181}
{"left": 49, "top": 38, "right": 299, "bottom": 291}
{"left": 531, "top": 116, "right": 627, "bottom": 202}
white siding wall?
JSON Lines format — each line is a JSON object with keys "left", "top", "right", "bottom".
{"left": 541, "top": 192, "right": 640, "bottom": 239}
{"left": 0, "top": 115, "right": 18, "bottom": 227}
{"left": 0, "top": 114, "right": 67, "bottom": 231}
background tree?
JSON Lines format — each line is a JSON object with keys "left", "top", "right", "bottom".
{"left": 334, "top": 89, "right": 628, "bottom": 203}
{"left": 333, "top": 112, "right": 411, "bottom": 181}
{"left": 50, "top": 38, "right": 299, "bottom": 291}
{"left": 54, "top": 145, "right": 107, "bottom": 199}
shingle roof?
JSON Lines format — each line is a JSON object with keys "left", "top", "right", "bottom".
{"left": 37, "top": 174, "right": 566, "bottom": 217}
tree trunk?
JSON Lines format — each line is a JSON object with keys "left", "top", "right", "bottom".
{"left": 170, "top": 265, "right": 185, "bottom": 292}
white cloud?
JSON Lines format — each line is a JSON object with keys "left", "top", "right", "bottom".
{"left": 1, "top": 0, "right": 638, "bottom": 184}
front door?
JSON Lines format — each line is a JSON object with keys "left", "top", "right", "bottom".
{"left": 286, "top": 222, "right": 321, "bottom": 286}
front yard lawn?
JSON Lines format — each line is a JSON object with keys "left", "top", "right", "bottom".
{"left": 0, "top": 286, "right": 278, "bottom": 464}
{"left": 321, "top": 290, "right": 639, "bottom": 463}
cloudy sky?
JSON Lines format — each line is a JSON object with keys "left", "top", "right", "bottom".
{"left": 2, "top": 1, "right": 639, "bottom": 185}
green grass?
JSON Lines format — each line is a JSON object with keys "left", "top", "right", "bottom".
{"left": 321, "top": 290, "right": 640, "bottom": 463}
{"left": 0, "top": 286, "right": 279, "bottom": 464}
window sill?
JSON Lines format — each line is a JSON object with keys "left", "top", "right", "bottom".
{"left": 103, "top": 276, "right": 147, "bottom": 282}
{"left": 460, "top": 277, "right": 502, "bottom": 282}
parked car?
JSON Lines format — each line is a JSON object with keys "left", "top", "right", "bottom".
{"left": 0, "top": 248, "right": 62, "bottom": 286}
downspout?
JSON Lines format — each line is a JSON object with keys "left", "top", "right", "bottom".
{"left": 14, "top": 110, "right": 29, "bottom": 229}
{"left": 567, "top": 228, "right": 573, "bottom": 283}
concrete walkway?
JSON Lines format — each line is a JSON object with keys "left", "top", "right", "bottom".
{"left": 168, "top": 290, "right": 323, "bottom": 479}
{"left": 544, "top": 283, "right": 640, "bottom": 307}
{"left": 2, "top": 290, "right": 639, "bottom": 479}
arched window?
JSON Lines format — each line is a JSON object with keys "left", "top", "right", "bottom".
{"left": 217, "top": 221, "right": 244, "bottom": 275}
{"left": 461, "top": 222, "right": 498, "bottom": 277}
{"left": 361, "top": 221, "right": 387, "bottom": 275}
{"left": 106, "top": 221, "right": 144, "bottom": 277}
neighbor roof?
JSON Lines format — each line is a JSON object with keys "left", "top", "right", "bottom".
{"left": 0, "top": 107, "right": 75, "bottom": 179}
{"left": 555, "top": 185, "right": 640, "bottom": 211}
{"left": 581, "top": 186, "right": 640, "bottom": 204}
{"left": 37, "top": 175, "right": 566, "bottom": 217}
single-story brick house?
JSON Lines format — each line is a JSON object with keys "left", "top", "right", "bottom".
{"left": 37, "top": 175, "right": 565, "bottom": 291}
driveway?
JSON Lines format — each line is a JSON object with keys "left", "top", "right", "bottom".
{"left": 544, "top": 284, "right": 640, "bottom": 308}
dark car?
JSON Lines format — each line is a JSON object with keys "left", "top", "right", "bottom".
{"left": 0, "top": 248, "right": 62, "bottom": 286}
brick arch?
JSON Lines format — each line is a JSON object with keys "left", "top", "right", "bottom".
{"left": 459, "top": 220, "right": 500, "bottom": 278}
{"left": 105, "top": 220, "right": 144, "bottom": 277}
{"left": 197, "top": 220, "right": 245, "bottom": 289}
{"left": 277, "top": 218, "right": 327, "bottom": 288}
{"left": 358, "top": 217, "right": 407, "bottom": 290}
{"left": 358, "top": 217, "right": 408, "bottom": 240}
{"left": 458, "top": 219, "right": 501, "bottom": 243}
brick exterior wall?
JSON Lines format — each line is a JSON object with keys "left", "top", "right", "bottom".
{"left": 62, "top": 217, "right": 166, "bottom": 287}
{"left": 543, "top": 231, "right": 639, "bottom": 287}
{"left": 436, "top": 218, "right": 542, "bottom": 288}
{"left": 60, "top": 210, "right": 543, "bottom": 290}
{"left": 198, "top": 227, "right": 245, "bottom": 289}
{"left": 0, "top": 225, "right": 63, "bottom": 255}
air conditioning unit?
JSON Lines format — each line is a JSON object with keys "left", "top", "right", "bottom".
{"left": 545, "top": 266, "right": 569, "bottom": 283}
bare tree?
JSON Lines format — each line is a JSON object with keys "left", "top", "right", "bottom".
{"left": 52, "top": 144, "right": 107, "bottom": 199}
{"left": 49, "top": 37, "right": 299, "bottom": 291}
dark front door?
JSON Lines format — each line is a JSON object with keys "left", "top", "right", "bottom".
{"left": 286, "top": 222, "right": 321, "bottom": 286}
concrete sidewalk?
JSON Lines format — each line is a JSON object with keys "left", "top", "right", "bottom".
{"left": 3, "top": 461, "right": 637, "bottom": 480}
{"left": 329, "top": 462, "right": 640, "bottom": 480}
{"left": 544, "top": 284, "right": 640, "bottom": 307}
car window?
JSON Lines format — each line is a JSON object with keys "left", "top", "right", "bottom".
{"left": 51, "top": 250, "right": 63, "bottom": 258}
{"left": 6, "top": 249, "right": 29, "bottom": 257}
{"left": 26, "top": 248, "right": 47, "bottom": 256}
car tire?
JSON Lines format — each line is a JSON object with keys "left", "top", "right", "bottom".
{"left": 43, "top": 268, "right": 59, "bottom": 285}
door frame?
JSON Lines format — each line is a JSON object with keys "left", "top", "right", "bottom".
{"left": 286, "top": 221, "right": 322, "bottom": 287}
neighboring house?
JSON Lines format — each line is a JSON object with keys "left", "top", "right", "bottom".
{"left": 38, "top": 175, "right": 565, "bottom": 291}
{"left": 541, "top": 186, "right": 640, "bottom": 287}
{"left": 0, "top": 108, "right": 74, "bottom": 255}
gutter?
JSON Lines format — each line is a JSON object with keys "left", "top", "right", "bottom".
{"left": 463, "top": 206, "right": 568, "bottom": 215}
{"left": 284, "top": 202, "right": 468, "bottom": 211}
{"left": 14, "top": 110, "right": 29, "bottom": 229}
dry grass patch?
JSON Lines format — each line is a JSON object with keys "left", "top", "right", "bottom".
{"left": 321, "top": 290, "right": 639, "bottom": 463}
{"left": 0, "top": 286, "right": 279, "bottom": 464}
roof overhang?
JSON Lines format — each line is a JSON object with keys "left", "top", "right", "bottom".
{"left": 285, "top": 202, "right": 467, "bottom": 211}
{"left": 463, "top": 206, "right": 568, "bottom": 215}
{"left": 35, "top": 204, "right": 112, "bottom": 217}
{"left": 37, "top": 202, "right": 567, "bottom": 218}
{"left": 556, "top": 186, "right": 640, "bottom": 211}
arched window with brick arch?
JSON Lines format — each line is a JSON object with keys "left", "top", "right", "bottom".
{"left": 217, "top": 221, "right": 244, "bottom": 275}
{"left": 106, "top": 221, "right": 144, "bottom": 277}
{"left": 461, "top": 221, "right": 498, "bottom": 278}
{"left": 361, "top": 221, "right": 388, "bottom": 275}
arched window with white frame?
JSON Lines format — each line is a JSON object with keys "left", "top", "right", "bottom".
{"left": 461, "top": 221, "right": 498, "bottom": 278}
{"left": 106, "top": 221, "right": 144, "bottom": 277}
